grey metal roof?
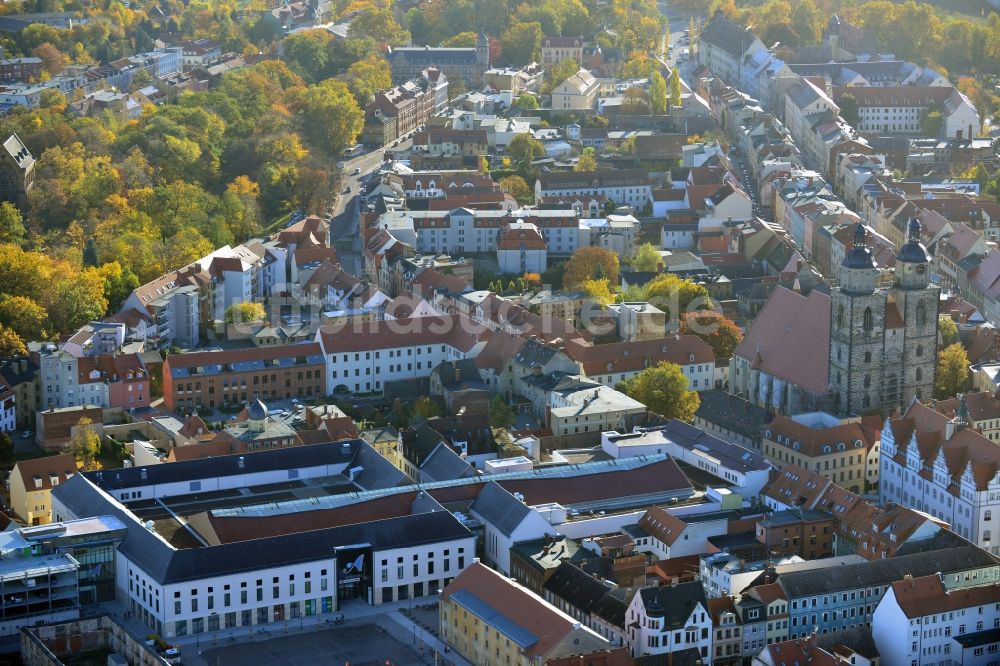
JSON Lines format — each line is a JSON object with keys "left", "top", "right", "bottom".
{"left": 543, "top": 561, "right": 626, "bottom": 626}
{"left": 389, "top": 47, "right": 479, "bottom": 65}
{"left": 637, "top": 581, "right": 708, "bottom": 629}
{"left": 815, "top": 625, "right": 880, "bottom": 659}
{"left": 954, "top": 627, "right": 1000, "bottom": 648}
{"left": 700, "top": 13, "right": 757, "bottom": 59}
{"left": 657, "top": 420, "right": 770, "bottom": 472}
{"left": 84, "top": 441, "right": 363, "bottom": 491}
{"left": 53, "top": 474, "right": 472, "bottom": 585}
{"left": 470, "top": 481, "right": 531, "bottom": 537}
{"left": 695, "top": 389, "right": 773, "bottom": 440}
{"left": 775, "top": 545, "right": 999, "bottom": 599}
{"left": 419, "top": 442, "right": 475, "bottom": 482}
{"left": 786, "top": 80, "right": 824, "bottom": 111}
{"left": 350, "top": 443, "right": 411, "bottom": 490}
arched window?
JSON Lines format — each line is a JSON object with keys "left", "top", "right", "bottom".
{"left": 916, "top": 367, "right": 923, "bottom": 382}
{"left": 917, "top": 302, "right": 926, "bottom": 326}
{"left": 863, "top": 307, "right": 873, "bottom": 332}
{"left": 864, "top": 375, "right": 871, "bottom": 388}
{"left": 916, "top": 344, "right": 923, "bottom": 358}
{"left": 864, "top": 351, "right": 872, "bottom": 363}
{"left": 837, "top": 304, "right": 844, "bottom": 328}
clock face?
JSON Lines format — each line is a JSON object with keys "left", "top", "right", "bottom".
{"left": 916, "top": 264, "right": 926, "bottom": 274}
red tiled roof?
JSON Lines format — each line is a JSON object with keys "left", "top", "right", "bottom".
{"left": 890, "top": 575, "right": 1000, "bottom": 619}
{"left": 565, "top": 335, "right": 714, "bottom": 376}
{"left": 14, "top": 453, "right": 76, "bottom": 493}
{"left": 316, "top": 315, "right": 487, "bottom": 354}
{"left": 734, "top": 287, "right": 830, "bottom": 393}
{"left": 638, "top": 506, "right": 687, "bottom": 546}
{"left": 441, "top": 563, "right": 585, "bottom": 659}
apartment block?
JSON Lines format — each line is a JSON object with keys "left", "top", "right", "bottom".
{"left": 162, "top": 343, "right": 326, "bottom": 413}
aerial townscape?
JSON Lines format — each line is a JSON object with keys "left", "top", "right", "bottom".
{"left": 0, "top": 0, "right": 998, "bottom": 664}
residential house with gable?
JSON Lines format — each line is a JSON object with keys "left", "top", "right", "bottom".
{"left": 624, "top": 581, "right": 712, "bottom": 661}
{"left": 872, "top": 574, "right": 1000, "bottom": 666}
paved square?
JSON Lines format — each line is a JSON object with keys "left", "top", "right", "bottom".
{"left": 200, "top": 624, "right": 428, "bottom": 666}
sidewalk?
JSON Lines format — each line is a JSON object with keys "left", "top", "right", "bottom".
{"left": 380, "top": 609, "right": 473, "bottom": 666}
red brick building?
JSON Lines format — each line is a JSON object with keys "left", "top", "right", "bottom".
{"left": 162, "top": 343, "right": 326, "bottom": 413}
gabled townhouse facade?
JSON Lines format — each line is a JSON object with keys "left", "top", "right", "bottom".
{"left": 872, "top": 574, "right": 1000, "bottom": 666}
{"left": 753, "top": 534, "right": 1000, "bottom": 640}
{"left": 880, "top": 397, "right": 1000, "bottom": 554}
{"left": 625, "top": 582, "right": 712, "bottom": 662}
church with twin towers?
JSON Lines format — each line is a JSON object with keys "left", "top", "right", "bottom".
{"left": 830, "top": 218, "right": 939, "bottom": 415}
{"left": 730, "top": 217, "right": 939, "bottom": 417}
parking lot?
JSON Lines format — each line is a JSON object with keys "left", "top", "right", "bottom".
{"left": 198, "top": 623, "right": 430, "bottom": 666}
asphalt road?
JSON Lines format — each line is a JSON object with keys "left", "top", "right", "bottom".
{"left": 330, "top": 137, "right": 414, "bottom": 277}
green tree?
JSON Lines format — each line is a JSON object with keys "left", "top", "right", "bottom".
{"left": 622, "top": 52, "right": 652, "bottom": 78}
{"left": 579, "top": 277, "right": 614, "bottom": 306}
{"left": 281, "top": 30, "right": 332, "bottom": 82}
{"left": 621, "top": 86, "right": 650, "bottom": 115}
{"left": 644, "top": 273, "right": 711, "bottom": 319}
{"left": 499, "top": 175, "right": 534, "bottom": 204}
{"left": 97, "top": 262, "right": 140, "bottom": 314}
{"left": 0, "top": 202, "right": 25, "bottom": 246}
{"left": 339, "top": 55, "right": 392, "bottom": 106}
{"left": 574, "top": 147, "right": 598, "bottom": 172}
{"left": 507, "top": 133, "right": 546, "bottom": 170}
{"left": 631, "top": 243, "right": 662, "bottom": 272}
{"left": 939, "top": 315, "right": 958, "bottom": 348}
{"left": 617, "top": 362, "right": 700, "bottom": 421}
{"left": 501, "top": 21, "right": 542, "bottom": 66}
{"left": 542, "top": 58, "right": 580, "bottom": 95}
{"left": 489, "top": 396, "right": 516, "bottom": 428}
{"left": 82, "top": 237, "right": 99, "bottom": 267}
{"left": 413, "top": 396, "right": 441, "bottom": 419}
{"left": 225, "top": 302, "right": 267, "bottom": 324}
{"left": 0, "top": 322, "right": 27, "bottom": 356}
{"left": 679, "top": 311, "right": 743, "bottom": 360}
{"left": 48, "top": 270, "right": 109, "bottom": 334}
{"left": 442, "top": 31, "right": 478, "bottom": 47}
{"left": 563, "top": 246, "right": 619, "bottom": 288}
{"left": 921, "top": 110, "right": 944, "bottom": 137}
{"left": 839, "top": 92, "right": 859, "bottom": 127}
{"left": 935, "top": 342, "right": 969, "bottom": 399}
{"left": 650, "top": 69, "right": 667, "bottom": 114}
{"left": 0, "top": 296, "right": 48, "bottom": 341}
{"left": 669, "top": 67, "right": 682, "bottom": 109}
{"left": 349, "top": 7, "right": 410, "bottom": 46}
{"left": 70, "top": 417, "right": 101, "bottom": 471}
{"left": 290, "top": 80, "right": 364, "bottom": 155}
{"left": 513, "top": 93, "right": 539, "bottom": 110}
